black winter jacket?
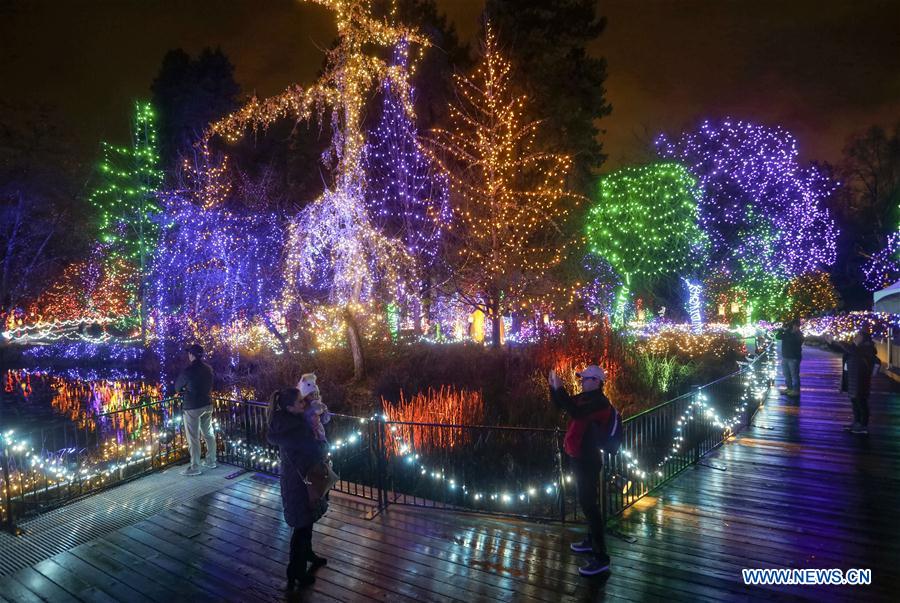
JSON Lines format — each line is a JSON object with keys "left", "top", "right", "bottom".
{"left": 776, "top": 329, "right": 804, "bottom": 360}
{"left": 174, "top": 360, "right": 214, "bottom": 410}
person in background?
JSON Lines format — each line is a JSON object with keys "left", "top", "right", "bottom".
{"left": 174, "top": 343, "right": 216, "bottom": 476}
{"left": 549, "top": 364, "right": 617, "bottom": 577}
{"left": 775, "top": 319, "right": 804, "bottom": 398}
{"left": 826, "top": 330, "right": 881, "bottom": 435}
{"left": 267, "top": 387, "right": 328, "bottom": 590}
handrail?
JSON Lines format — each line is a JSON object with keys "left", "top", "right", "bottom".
{"left": 97, "top": 396, "right": 180, "bottom": 417}
{"left": 216, "top": 349, "right": 770, "bottom": 430}
{"left": 624, "top": 350, "right": 768, "bottom": 423}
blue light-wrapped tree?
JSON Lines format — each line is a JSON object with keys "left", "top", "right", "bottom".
{"left": 365, "top": 40, "right": 451, "bottom": 333}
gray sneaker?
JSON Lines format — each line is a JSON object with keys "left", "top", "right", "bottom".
{"left": 843, "top": 422, "right": 861, "bottom": 432}
{"left": 578, "top": 556, "right": 611, "bottom": 577}
{"left": 201, "top": 460, "right": 218, "bottom": 469}
{"left": 850, "top": 425, "right": 869, "bottom": 435}
{"left": 181, "top": 465, "right": 202, "bottom": 476}
{"left": 570, "top": 537, "right": 593, "bottom": 553}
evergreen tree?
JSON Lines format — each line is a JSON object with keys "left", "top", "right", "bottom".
{"left": 88, "top": 101, "right": 163, "bottom": 334}
{"left": 485, "top": 0, "right": 612, "bottom": 192}
{"left": 431, "top": 25, "right": 576, "bottom": 346}
{"left": 151, "top": 48, "right": 241, "bottom": 168}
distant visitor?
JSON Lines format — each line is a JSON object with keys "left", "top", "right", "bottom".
{"left": 175, "top": 343, "right": 217, "bottom": 475}
{"left": 776, "top": 320, "right": 804, "bottom": 398}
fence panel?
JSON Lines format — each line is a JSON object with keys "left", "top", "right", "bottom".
{"left": 2, "top": 397, "right": 183, "bottom": 529}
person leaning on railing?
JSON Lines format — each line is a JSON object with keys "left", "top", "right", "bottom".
{"left": 174, "top": 343, "right": 217, "bottom": 476}
{"left": 549, "top": 365, "right": 620, "bottom": 578}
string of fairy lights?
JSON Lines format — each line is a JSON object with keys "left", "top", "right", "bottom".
{"left": 427, "top": 24, "right": 578, "bottom": 324}
{"left": 2, "top": 351, "right": 773, "bottom": 517}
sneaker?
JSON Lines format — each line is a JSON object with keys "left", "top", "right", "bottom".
{"left": 181, "top": 465, "right": 202, "bottom": 476}
{"left": 843, "top": 422, "right": 861, "bottom": 431}
{"left": 778, "top": 387, "right": 790, "bottom": 395}
{"left": 201, "top": 460, "right": 218, "bottom": 469}
{"left": 787, "top": 389, "right": 800, "bottom": 398}
{"left": 570, "top": 537, "right": 593, "bottom": 553}
{"left": 850, "top": 425, "right": 869, "bottom": 435}
{"left": 578, "top": 556, "right": 611, "bottom": 577}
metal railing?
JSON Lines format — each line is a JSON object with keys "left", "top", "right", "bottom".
{"left": 1, "top": 397, "right": 184, "bottom": 531}
{"left": 3, "top": 349, "right": 774, "bottom": 531}
{"left": 206, "top": 349, "right": 774, "bottom": 523}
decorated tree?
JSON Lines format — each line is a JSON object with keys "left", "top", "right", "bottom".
{"left": 786, "top": 270, "right": 841, "bottom": 318}
{"left": 862, "top": 232, "right": 900, "bottom": 291}
{"left": 150, "top": 200, "right": 286, "bottom": 359}
{"left": 88, "top": 101, "right": 163, "bottom": 335}
{"left": 429, "top": 24, "right": 577, "bottom": 346}
{"left": 579, "top": 254, "right": 621, "bottom": 317}
{"left": 208, "top": 0, "right": 428, "bottom": 378}
{"left": 656, "top": 119, "right": 838, "bottom": 320}
{"left": 585, "top": 162, "right": 706, "bottom": 324}
{"left": 365, "top": 39, "right": 451, "bottom": 332}
{"left": 27, "top": 248, "right": 136, "bottom": 324}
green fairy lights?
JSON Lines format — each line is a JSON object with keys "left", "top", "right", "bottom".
{"left": 586, "top": 162, "right": 706, "bottom": 321}
{"left": 88, "top": 101, "right": 163, "bottom": 335}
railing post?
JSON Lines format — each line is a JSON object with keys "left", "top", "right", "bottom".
{"left": 374, "top": 415, "right": 388, "bottom": 513}
{"left": 693, "top": 385, "right": 703, "bottom": 463}
{"left": 555, "top": 427, "right": 566, "bottom": 523}
{"left": 1, "top": 439, "right": 18, "bottom": 535}
{"left": 243, "top": 400, "right": 252, "bottom": 470}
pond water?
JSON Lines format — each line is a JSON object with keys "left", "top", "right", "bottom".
{"left": 2, "top": 367, "right": 162, "bottom": 436}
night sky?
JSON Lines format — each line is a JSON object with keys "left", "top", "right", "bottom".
{"left": 3, "top": 0, "right": 899, "bottom": 169}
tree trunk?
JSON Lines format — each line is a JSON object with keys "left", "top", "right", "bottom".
{"left": 262, "top": 314, "right": 289, "bottom": 353}
{"left": 344, "top": 306, "right": 365, "bottom": 381}
{"left": 490, "top": 298, "right": 502, "bottom": 348}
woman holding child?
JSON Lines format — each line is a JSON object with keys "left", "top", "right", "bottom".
{"left": 266, "top": 373, "right": 331, "bottom": 590}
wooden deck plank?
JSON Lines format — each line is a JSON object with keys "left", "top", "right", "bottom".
{"left": 5, "top": 567, "right": 76, "bottom": 603}
{"left": 0, "top": 575, "right": 51, "bottom": 603}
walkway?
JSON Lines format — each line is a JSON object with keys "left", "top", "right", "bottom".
{"left": 0, "top": 346, "right": 897, "bottom": 602}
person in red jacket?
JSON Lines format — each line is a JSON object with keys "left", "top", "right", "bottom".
{"left": 549, "top": 364, "right": 616, "bottom": 577}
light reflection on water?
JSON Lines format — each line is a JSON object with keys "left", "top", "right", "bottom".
{"left": 3, "top": 368, "right": 163, "bottom": 432}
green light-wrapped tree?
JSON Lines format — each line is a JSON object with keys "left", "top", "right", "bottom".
{"left": 88, "top": 101, "right": 163, "bottom": 337}
{"left": 586, "top": 162, "right": 706, "bottom": 323}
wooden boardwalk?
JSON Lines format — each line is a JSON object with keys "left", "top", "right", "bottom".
{"left": 1, "top": 346, "right": 897, "bottom": 602}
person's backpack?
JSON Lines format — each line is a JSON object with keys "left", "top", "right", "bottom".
{"left": 602, "top": 406, "right": 623, "bottom": 456}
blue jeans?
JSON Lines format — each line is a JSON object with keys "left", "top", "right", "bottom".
{"left": 782, "top": 358, "right": 800, "bottom": 392}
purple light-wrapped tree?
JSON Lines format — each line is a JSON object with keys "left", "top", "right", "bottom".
{"left": 862, "top": 232, "right": 900, "bottom": 291}
{"left": 365, "top": 40, "right": 451, "bottom": 332}
{"left": 656, "top": 118, "right": 838, "bottom": 319}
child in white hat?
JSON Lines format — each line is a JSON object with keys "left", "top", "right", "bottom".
{"left": 298, "top": 373, "right": 331, "bottom": 445}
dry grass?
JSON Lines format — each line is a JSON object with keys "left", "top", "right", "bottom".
{"left": 381, "top": 386, "right": 485, "bottom": 455}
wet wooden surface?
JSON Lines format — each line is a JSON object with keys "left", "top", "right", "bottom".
{"left": 1, "top": 346, "right": 897, "bottom": 602}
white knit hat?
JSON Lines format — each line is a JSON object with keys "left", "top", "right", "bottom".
{"left": 298, "top": 373, "right": 319, "bottom": 398}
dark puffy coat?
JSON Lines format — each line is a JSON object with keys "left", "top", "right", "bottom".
{"left": 551, "top": 387, "right": 616, "bottom": 463}
{"left": 266, "top": 410, "right": 326, "bottom": 528}
{"left": 776, "top": 328, "right": 804, "bottom": 360}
